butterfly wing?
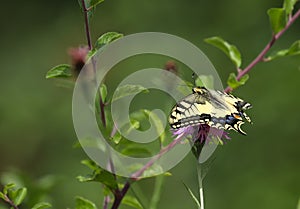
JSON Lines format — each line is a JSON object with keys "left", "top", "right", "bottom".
{"left": 169, "top": 92, "right": 213, "bottom": 129}
{"left": 169, "top": 87, "right": 252, "bottom": 135}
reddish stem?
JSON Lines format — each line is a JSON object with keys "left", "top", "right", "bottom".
{"left": 224, "top": 8, "right": 300, "bottom": 93}
{"left": 81, "top": 0, "right": 107, "bottom": 127}
{"left": 99, "top": 96, "right": 107, "bottom": 128}
{"left": 131, "top": 135, "right": 184, "bottom": 180}
{"left": 110, "top": 133, "right": 185, "bottom": 209}
{"left": 103, "top": 196, "right": 110, "bottom": 209}
{"left": 2, "top": 194, "right": 19, "bottom": 209}
{"left": 81, "top": 0, "right": 92, "bottom": 50}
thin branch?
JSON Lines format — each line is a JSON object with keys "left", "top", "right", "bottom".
{"left": 99, "top": 96, "right": 107, "bottom": 128}
{"left": 81, "top": 0, "right": 92, "bottom": 50}
{"left": 108, "top": 124, "right": 118, "bottom": 177}
{"left": 110, "top": 133, "right": 186, "bottom": 209}
{"left": 111, "top": 183, "right": 130, "bottom": 209}
{"left": 103, "top": 196, "right": 110, "bottom": 209}
{"left": 131, "top": 133, "right": 185, "bottom": 180}
{"left": 81, "top": 0, "right": 107, "bottom": 127}
{"left": 2, "top": 194, "right": 19, "bottom": 209}
{"left": 224, "top": 8, "right": 300, "bottom": 93}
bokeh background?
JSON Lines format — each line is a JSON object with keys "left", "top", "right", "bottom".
{"left": 0, "top": 0, "right": 299, "bottom": 208}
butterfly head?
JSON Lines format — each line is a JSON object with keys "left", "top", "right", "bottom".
{"left": 192, "top": 86, "right": 208, "bottom": 94}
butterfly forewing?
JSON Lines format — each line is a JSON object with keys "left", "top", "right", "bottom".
{"left": 169, "top": 87, "right": 252, "bottom": 135}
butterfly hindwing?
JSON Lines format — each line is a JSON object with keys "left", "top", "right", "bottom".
{"left": 169, "top": 87, "right": 252, "bottom": 135}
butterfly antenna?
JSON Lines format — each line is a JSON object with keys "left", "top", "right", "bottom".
{"left": 192, "top": 73, "right": 196, "bottom": 87}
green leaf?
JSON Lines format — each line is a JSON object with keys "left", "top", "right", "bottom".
{"left": 75, "top": 196, "right": 97, "bottom": 209}
{"left": 46, "top": 64, "right": 72, "bottom": 79}
{"left": 111, "top": 131, "right": 123, "bottom": 144}
{"left": 78, "top": 160, "right": 118, "bottom": 190}
{"left": 124, "top": 119, "right": 141, "bottom": 134}
{"left": 267, "top": 40, "right": 300, "bottom": 60}
{"left": 143, "top": 110, "right": 166, "bottom": 144}
{"left": 122, "top": 195, "right": 143, "bottom": 209}
{"left": 9, "top": 187, "right": 27, "bottom": 206}
{"left": 3, "top": 183, "right": 15, "bottom": 195}
{"left": 87, "top": 32, "right": 123, "bottom": 58}
{"left": 112, "top": 84, "right": 149, "bottom": 102}
{"left": 182, "top": 182, "right": 201, "bottom": 208}
{"left": 87, "top": 48, "right": 97, "bottom": 59}
{"left": 77, "top": 175, "right": 93, "bottom": 182}
{"left": 126, "top": 163, "right": 163, "bottom": 178}
{"left": 205, "top": 36, "right": 242, "bottom": 68}
{"left": 297, "top": 197, "right": 300, "bottom": 209}
{"left": 177, "top": 81, "right": 193, "bottom": 95}
{"left": 164, "top": 172, "right": 172, "bottom": 176}
{"left": 90, "top": 0, "right": 105, "bottom": 8}
{"left": 93, "top": 171, "right": 118, "bottom": 190}
{"left": 227, "top": 73, "right": 249, "bottom": 90}
{"left": 95, "top": 32, "right": 124, "bottom": 50}
{"left": 121, "top": 146, "right": 152, "bottom": 158}
{"left": 73, "top": 137, "right": 106, "bottom": 151}
{"left": 142, "top": 164, "right": 164, "bottom": 178}
{"left": 129, "top": 110, "right": 148, "bottom": 122}
{"left": 100, "top": 84, "right": 108, "bottom": 102}
{"left": 111, "top": 119, "right": 141, "bottom": 145}
{"left": 267, "top": 8, "right": 287, "bottom": 34}
{"left": 0, "top": 192, "right": 4, "bottom": 200}
{"left": 195, "top": 75, "right": 214, "bottom": 89}
{"left": 81, "top": 159, "right": 99, "bottom": 171}
{"left": 32, "top": 202, "right": 52, "bottom": 209}
{"left": 283, "top": 0, "right": 298, "bottom": 16}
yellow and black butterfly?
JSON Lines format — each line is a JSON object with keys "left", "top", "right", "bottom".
{"left": 169, "top": 86, "right": 252, "bottom": 135}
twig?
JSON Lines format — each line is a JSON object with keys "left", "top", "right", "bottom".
{"left": 2, "top": 194, "right": 19, "bottom": 209}
{"left": 110, "top": 133, "right": 186, "bottom": 209}
{"left": 99, "top": 95, "right": 107, "bottom": 128}
{"left": 81, "top": 0, "right": 107, "bottom": 127}
{"left": 131, "top": 133, "right": 185, "bottom": 180}
{"left": 111, "top": 182, "right": 131, "bottom": 209}
{"left": 103, "top": 196, "right": 110, "bottom": 209}
{"left": 81, "top": 0, "right": 92, "bottom": 50}
{"left": 224, "top": 8, "right": 300, "bottom": 93}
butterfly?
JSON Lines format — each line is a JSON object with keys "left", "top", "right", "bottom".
{"left": 169, "top": 86, "right": 252, "bottom": 135}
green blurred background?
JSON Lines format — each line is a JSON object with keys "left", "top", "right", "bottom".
{"left": 0, "top": 0, "right": 299, "bottom": 208}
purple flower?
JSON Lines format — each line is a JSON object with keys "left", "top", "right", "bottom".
{"left": 68, "top": 46, "right": 89, "bottom": 76}
{"left": 172, "top": 124, "right": 231, "bottom": 158}
{"left": 172, "top": 124, "right": 231, "bottom": 144}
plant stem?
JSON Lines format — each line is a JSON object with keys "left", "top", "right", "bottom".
{"left": 99, "top": 95, "right": 107, "bottom": 128}
{"left": 224, "top": 8, "right": 300, "bottom": 93}
{"left": 149, "top": 175, "right": 165, "bottom": 209}
{"left": 81, "top": 0, "right": 92, "bottom": 50}
{"left": 131, "top": 134, "right": 184, "bottom": 180}
{"left": 111, "top": 182, "right": 131, "bottom": 209}
{"left": 3, "top": 194, "right": 19, "bottom": 209}
{"left": 197, "top": 164, "right": 204, "bottom": 209}
{"left": 130, "top": 184, "right": 149, "bottom": 208}
{"left": 103, "top": 196, "right": 110, "bottom": 209}
{"left": 110, "top": 133, "right": 186, "bottom": 209}
{"left": 81, "top": 0, "right": 107, "bottom": 127}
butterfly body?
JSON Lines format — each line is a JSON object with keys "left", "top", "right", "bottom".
{"left": 169, "top": 87, "right": 252, "bottom": 135}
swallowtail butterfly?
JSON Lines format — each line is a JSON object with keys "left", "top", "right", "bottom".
{"left": 169, "top": 87, "right": 252, "bottom": 135}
